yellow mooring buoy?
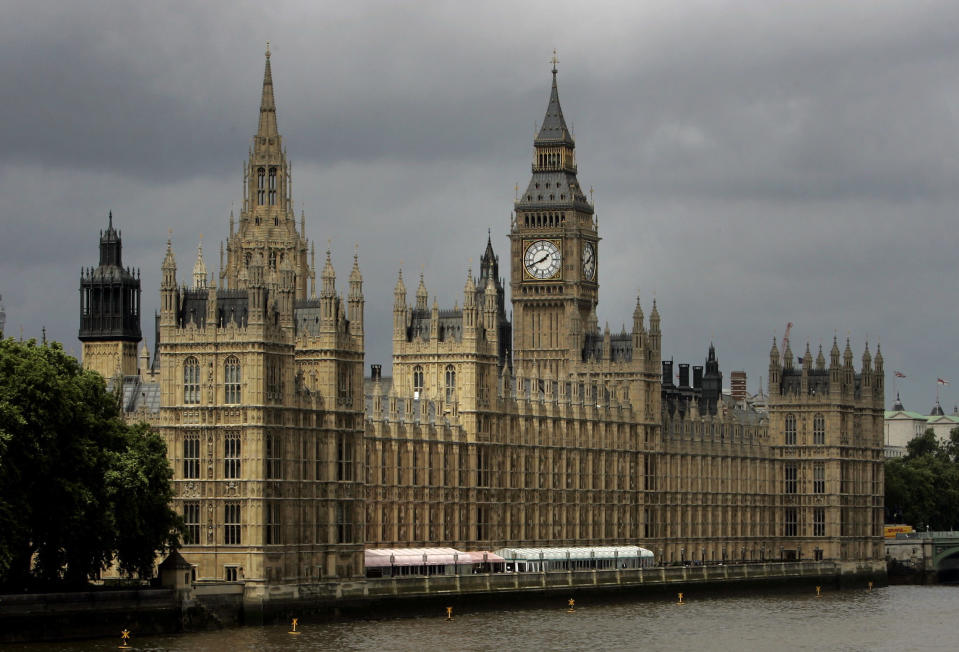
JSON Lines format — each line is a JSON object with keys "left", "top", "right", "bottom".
{"left": 567, "top": 598, "right": 575, "bottom": 613}
{"left": 677, "top": 592, "right": 685, "bottom": 605}
{"left": 446, "top": 606, "right": 454, "bottom": 621}
{"left": 868, "top": 581, "right": 873, "bottom": 591}
{"left": 119, "top": 629, "right": 131, "bottom": 649}
{"left": 289, "top": 617, "right": 301, "bottom": 635}
{"left": 816, "top": 586, "right": 822, "bottom": 598}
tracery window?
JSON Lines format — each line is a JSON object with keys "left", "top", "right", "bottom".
{"left": 813, "top": 413, "right": 825, "bottom": 445}
{"left": 224, "top": 433, "right": 241, "bottom": 479}
{"left": 266, "top": 434, "right": 281, "bottom": 480}
{"left": 813, "top": 507, "right": 826, "bottom": 537}
{"left": 265, "top": 501, "right": 280, "bottom": 544}
{"left": 813, "top": 462, "right": 825, "bottom": 494}
{"left": 268, "top": 167, "right": 277, "bottom": 205}
{"left": 785, "top": 414, "right": 797, "bottom": 445}
{"left": 445, "top": 364, "right": 456, "bottom": 402}
{"left": 224, "top": 356, "right": 241, "bottom": 404}
{"left": 224, "top": 502, "right": 241, "bottom": 545}
{"left": 784, "top": 463, "right": 797, "bottom": 494}
{"left": 183, "top": 435, "right": 200, "bottom": 479}
{"left": 257, "top": 167, "right": 265, "bottom": 205}
{"left": 412, "top": 365, "right": 424, "bottom": 399}
{"left": 336, "top": 502, "right": 353, "bottom": 543}
{"left": 336, "top": 433, "right": 353, "bottom": 482}
{"left": 183, "top": 356, "right": 200, "bottom": 404}
{"left": 784, "top": 507, "right": 798, "bottom": 537}
{"left": 183, "top": 501, "right": 200, "bottom": 544}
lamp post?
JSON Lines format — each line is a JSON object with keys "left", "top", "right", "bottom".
{"left": 681, "top": 547, "right": 686, "bottom": 565}
{"left": 741, "top": 546, "right": 745, "bottom": 563}
{"left": 390, "top": 553, "right": 395, "bottom": 577}
{"left": 453, "top": 552, "right": 458, "bottom": 576}
{"left": 761, "top": 546, "right": 765, "bottom": 562}
{"left": 701, "top": 548, "right": 706, "bottom": 565}
{"left": 780, "top": 546, "right": 784, "bottom": 562}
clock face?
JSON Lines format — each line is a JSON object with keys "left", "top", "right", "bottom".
{"left": 524, "top": 240, "right": 562, "bottom": 280}
{"left": 583, "top": 242, "right": 596, "bottom": 281}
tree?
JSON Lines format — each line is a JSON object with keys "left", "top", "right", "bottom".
{"left": 0, "top": 338, "right": 181, "bottom": 590}
{"left": 886, "top": 428, "right": 959, "bottom": 531}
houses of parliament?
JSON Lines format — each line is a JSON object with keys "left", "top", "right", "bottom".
{"left": 78, "top": 48, "right": 885, "bottom": 589}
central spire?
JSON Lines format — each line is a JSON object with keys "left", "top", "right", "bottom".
{"left": 257, "top": 42, "right": 278, "bottom": 139}
{"left": 535, "top": 50, "right": 573, "bottom": 147}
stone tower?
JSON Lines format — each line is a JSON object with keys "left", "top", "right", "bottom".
{"left": 79, "top": 211, "right": 142, "bottom": 378}
{"left": 509, "top": 59, "right": 597, "bottom": 378}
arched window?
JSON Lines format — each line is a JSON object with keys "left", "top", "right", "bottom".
{"left": 184, "top": 357, "right": 200, "bottom": 404}
{"left": 445, "top": 364, "right": 456, "bottom": 402}
{"left": 784, "top": 414, "right": 797, "bottom": 445}
{"left": 256, "top": 168, "right": 265, "bottom": 205}
{"left": 268, "top": 167, "right": 277, "bottom": 205}
{"left": 813, "top": 413, "right": 825, "bottom": 445}
{"left": 412, "top": 365, "right": 424, "bottom": 399}
{"left": 224, "top": 356, "right": 241, "bottom": 404}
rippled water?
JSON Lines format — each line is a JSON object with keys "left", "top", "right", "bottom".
{"left": 9, "top": 585, "right": 958, "bottom": 652}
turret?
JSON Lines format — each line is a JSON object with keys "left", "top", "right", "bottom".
{"left": 393, "top": 269, "right": 407, "bottom": 339}
{"left": 816, "top": 344, "right": 825, "bottom": 371}
{"left": 631, "top": 293, "right": 645, "bottom": 350}
{"left": 463, "top": 268, "right": 477, "bottom": 339}
{"left": 348, "top": 249, "right": 364, "bottom": 337}
{"left": 320, "top": 249, "right": 336, "bottom": 327}
{"left": 483, "top": 276, "right": 498, "bottom": 341}
{"left": 768, "top": 337, "right": 780, "bottom": 394}
{"left": 160, "top": 237, "right": 178, "bottom": 325}
{"left": 649, "top": 299, "right": 661, "bottom": 353}
{"left": 415, "top": 272, "right": 428, "bottom": 311}
{"left": 192, "top": 240, "right": 208, "bottom": 290}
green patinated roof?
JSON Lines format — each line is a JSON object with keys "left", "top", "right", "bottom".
{"left": 885, "top": 410, "right": 959, "bottom": 422}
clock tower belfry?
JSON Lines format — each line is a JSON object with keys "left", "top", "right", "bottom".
{"left": 510, "top": 56, "right": 597, "bottom": 378}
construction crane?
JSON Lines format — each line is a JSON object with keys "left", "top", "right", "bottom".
{"left": 781, "top": 322, "right": 793, "bottom": 357}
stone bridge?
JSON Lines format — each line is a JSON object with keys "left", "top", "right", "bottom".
{"left": 885, "top": 531, "right": 959, "bottom": 583}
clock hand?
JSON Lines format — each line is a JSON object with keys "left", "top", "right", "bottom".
{"left": 535, "top": 254, "right": 550, "bottom": 265}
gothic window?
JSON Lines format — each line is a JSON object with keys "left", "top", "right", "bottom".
{"left": 476, "top": 505, "right": 488, "bottom": 541}
{"left": 476, "top": 445, "right": 489, "bottom": 487}
{"left": 266, "top": 359, "right": 280, "bottom": 400}
{"left": 183, "top": 357, "right": 200, "bottom": 404}
{"left": 224, "top": 433, "right": 241, "bottom": 479}
{"left": 336, "top": 433, "right": 353, "bottom": 482}
{"left": 224, "top": 502, "right": 241, "bottom": 545}
{"left": 338, "top": 364, "right": 353, "bottom": 406}
{"left": 445, "top": 364, "right": 456, "bottom": 402}
{"left": 813, "top": 507, "right": 826, "bottom": 537}
{"left": 412, "top": 365, "right": 424, "bottom": 399}
{"left": 315, "top": 437, "right": 322, "bottom": 482}
{"left": 784, "top": 414, "right": 797, "bottom": 445}
{"left": 269, "top": 251, "right": 277, "bottom": 269}
{"left": 813, "top": 462, "right": 825, "bottom": 494}
{"left": 784, "top": 463, "right": 797, "bottom": 494}
{"left": 183, "top": 435, "right": 200, "bottom": 479}
{"left": 336, "top": 502, "right": 353, "bottom": 544}
{"left": 784, "top": 508, "right": 798, "bottom": 537}
{"left": 183, "top": 501, "right": 200, "bottom": 544}
{"left": 266, "top": 434, "right": 281, "bottom": 480}
{"left": 268, "top": 167, "right": 277, "bottom": 205}
{"left": 257, "top": 168, "right": 265, "bottom": 205}
{"left": 813, "top": 413, "right": 825, "bottom": 445}
{"left": 224, "top": 356, "right": 241, "bottom": 404}
{"left": 265, "top": 501, "right": 280, "bottom": 544}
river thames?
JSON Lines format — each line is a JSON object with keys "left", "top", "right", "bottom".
{"left": 9, "top": 584, "right": 957, "bottom": 651}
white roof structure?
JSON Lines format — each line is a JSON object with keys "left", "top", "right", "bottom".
{"left": 493, "top": 545, "right": 653, "bottom": 561}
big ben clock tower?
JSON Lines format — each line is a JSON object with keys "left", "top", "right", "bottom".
{"left": 510, "top": 55, "right": 597, "bottom": 378}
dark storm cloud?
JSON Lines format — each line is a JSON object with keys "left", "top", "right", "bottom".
{"left": 2, "top": 0, "right": 959, "bottom": 413}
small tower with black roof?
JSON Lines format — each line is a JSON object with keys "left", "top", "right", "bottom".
{"left": 79, "top": 211, "right": 142, "bottom": 378}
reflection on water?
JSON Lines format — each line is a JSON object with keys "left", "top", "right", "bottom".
{"left": 7, "top": 585, "right": 959, "bottom": 652}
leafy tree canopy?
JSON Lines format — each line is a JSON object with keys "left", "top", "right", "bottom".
{"left": 0, "top": 338, "right": 180, "bottom": 590}
{"left": 885, "top": 427, "right": 959, "bottom": 531}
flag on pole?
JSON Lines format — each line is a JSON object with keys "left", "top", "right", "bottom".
{"left": 938, "top": 378, "right": 950, "bottom": 386}
{"left": 894, "top": 371, "right": 906, "bottom": 378}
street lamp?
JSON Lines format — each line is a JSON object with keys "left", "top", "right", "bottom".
{"left": 741, "top": 546, "right": 745, "bottom": 563}
{"left": 390, "top": 553, "right": 396, "bottom": 577}
{"left": 681, "top": 547, "right": 686, "bottom": 565}
{"left": 760, "top": 546, "right": 765, "bottom": 562}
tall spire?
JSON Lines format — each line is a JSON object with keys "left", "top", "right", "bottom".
{"left": 257, "top": 42, "right": 278, "bottom": 139}
{"left": 536, "top": 50, "right": 574, "bottom": 146}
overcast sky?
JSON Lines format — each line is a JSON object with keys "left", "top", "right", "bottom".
{"left": 2, "top": 0, "right": 957, "bottom": 413}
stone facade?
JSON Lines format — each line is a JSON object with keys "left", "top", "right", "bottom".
{"left": 83, "top": 49, "right": 885, "bottom": 585}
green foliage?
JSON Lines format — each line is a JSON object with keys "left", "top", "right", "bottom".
{"left": 0, "top": 338, "right": 181, "bottom": 590}
{"left": 885, "top": 427, "right": 959, "bottom": 530}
